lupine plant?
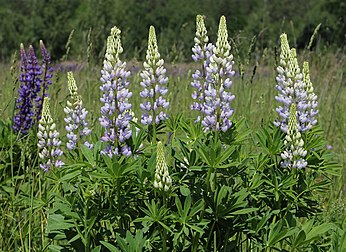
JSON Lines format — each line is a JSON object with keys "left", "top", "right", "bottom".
{"left": 191, "top": 15, "right": 236, "bottom": 132}
{"left": 64, "top": 71, "right": 92, "bottom": 150}
{"left": 99, "top": 26, "right": 133, "bottom": 157}
{"left": 274, "top": 33, "right": 318, "bottom": 133}
{"left": 140, "top": 26, "right": 169, "bottom": 142}
{"left": 0, "top": 14, "right": 343, "bottom": 252}
{"left": 37, "top": 97, "right": 64, "bottom": 171}
{"left": 13, "top": 41, "right": 53, "bottom": 133}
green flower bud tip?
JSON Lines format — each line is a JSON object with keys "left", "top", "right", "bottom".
{"left": 215, "top": 15, "right": 231, "bottom": 56}
{"left": 195, "top": 14, "right": 208, "bottom": 43}
{"left": 303, "top": 61, "right": 314, "bottom": 93}
{"left": 154, "top": 141, "right": 172, "bottom": 191}
{"left": 105, "top": 26, "right": 123, "bottom": 63}
{"left": 67, "top": 71, "right": 80, "bottom": 101}
{"left": 146, "top": 26, "right": 161, "bottom": 65}
{"left": 287, "top": 103, "right": 297, "bottom": 135}
{"left": 40, "top": 97, "right": 53, "bottom": 125}
{"left": 280, "top": 33, "right": 290, "bottom": 60}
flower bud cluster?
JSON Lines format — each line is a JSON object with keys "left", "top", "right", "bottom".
{"left": 64, "top": 72, "right": 92, "bottom": 150}
{"left": 37, "top": 97, "right": 64, "bottom": 171}
{"left": 274, "top": 34, "right": 318, "bottom": 133}
{"left": 280, "top": 104, "right": 307, "bottom": 169}
{"left": 153, "top": 142, "right": 172, "bottom": 191}
{"left": 140, "top": 26, "right": 169, "bottom": 125}
{"left": 191, "top": 15, "right": 236, "bottom": 132}
{"left": 99, "top": 27, "right": 132, "bottom": 157}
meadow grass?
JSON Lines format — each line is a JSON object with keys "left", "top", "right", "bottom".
{"left": 0, "top": 44, "right": 345, "bottom": 251}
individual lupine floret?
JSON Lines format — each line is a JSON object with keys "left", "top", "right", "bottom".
{"left": 201, "top": 15, "right": 236, "bottom": 132}
{"left": 191, "top": 15, "right": 215, "bottom": 114}
{"left": 140, "top": 26, "right": 169, "bottom": 126}
{"left": 99, "top": 26, "right": 133, "bottom": 157}
{"left": 274, "top": 34, "right": 317, "bottom": 133}
{"left": 153, "top": 142, "right": 172, "bottom": 191}
{"left": 37, "top": 97, "right": 64, "bottom": 171}
{"left": 280, "top": 104, "right": 307, "bottom": 169}
{"left": 64, "top": 72, "right": 92, "bottom": 150}
{"left": 301, "top": 61, "right": 318, "bottom": 131}
{"left": 13, "top": 44, "right": 42, "bottom": 133}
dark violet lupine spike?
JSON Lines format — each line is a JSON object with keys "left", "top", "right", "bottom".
{"left": 64, "top": 72, "right": 92, "bottom": 150}
{"left": 36, "top": 40, "right": 53, "bottom": 121}
{"left": 140, "top": 26, "right": 169, "bottom": 126}
{"left": 99, "top": 26, "right": 133, "bottom": 157}
{"left": 37, "top": 97, "right": 64, "bottom": 171}
{"left": 13, "top": 44, "right": 42, "bottom": 133}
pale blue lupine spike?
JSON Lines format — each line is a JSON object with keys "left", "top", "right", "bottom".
{"left": 280, "top": 104, "right": 307, "bottom": 169}
{"left": 140, "top": 26, "right": 169, "bottom": 126}
{"left": 37, "top": 97, "right": 64, "bottom": 171}
{"left": 99, "top": 26, "right": 132, "bottom": 157}
{"left": 64, "top": 72, "right": 92, "bottom": 150}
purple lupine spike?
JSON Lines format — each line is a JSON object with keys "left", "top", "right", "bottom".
{"left": 36, "top": 40, "right": 53, "bottom": 121}
{"left": 13, "top": 44, "right": 42, "bottom": 133}
{"left": 140, "top": 26, "right": 169, "bottom": 126}
{"left": 99, "top": 27, "right": 133, "bottom": 157}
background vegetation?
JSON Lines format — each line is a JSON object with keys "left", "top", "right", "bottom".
{"left": 0, "top": 0, "right": 345, "bottom": 62}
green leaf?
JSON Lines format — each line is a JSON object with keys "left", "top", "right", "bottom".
{"left": 305, "top": 223, "right": 335, "bottom": 242}
{"left": 180, "top": 185, "right": 191, "bottom": 196}
{"left": 229, "top": 208, "right": 259, "bottom": 215}
{"left": 100, "top": 241, "right": 120, "bottom": 252}
{"left": 81, "top": 144, "right": 95, "bottom": 166}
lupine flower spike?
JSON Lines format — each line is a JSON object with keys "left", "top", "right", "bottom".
{"left": 64, "top": 72, "right": 92, "bottom": 150}
{"left": 36, "top": 40, "right": 53, "bottom": 121}
{"left": 13, "top": 44, "right": 42, "bottom": 133}
{"left": 191, "top": 15, "right": 215, "bottom": 115}
{"left": 99, "top": 26, "right": 133, "bottom": 157}
{"left": 197, "top": 15, "right": 236, "bottom": 132}
{"left": 275, "top": 33, "right": 318, "bottom": 133}
{"left": 37, "top": 97, "right": 64, "bottom": 171}
{"left": 154, "top": 142, "right": 172, "bottom": 191}
{"left": 302, "top": 61, "right": 318, "bottom": 130}
{"left": 280, "top": 104, "right": 307, "bottom": 169}
{"left": 140, "top": 26, "right": 169, "bottom": 126}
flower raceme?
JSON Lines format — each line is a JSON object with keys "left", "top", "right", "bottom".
{"left": 64, "top": 72, "right": 92, "bottom": 150}
{"left": 191, "top": 15, "right": 236, "bottom": 132}
{"left": 154, "top": 142, "right": 172, "bottom": 191}
{"left": 274, "top": 33, "right": 318, "bottom": 133}
{"left": 280, "top": 104, "right": 307, "bottom": 169}
{"left": 37, "top": 97, "right": 64, "bottom": 171}
{"left": 13, "top": 41, "right": 53, "bottom": 134}
{"left": 140, "top": 26, "right": 169, "bottom": 126}
{"left": 99, "top": 26, "right": 133, "bottom": 157}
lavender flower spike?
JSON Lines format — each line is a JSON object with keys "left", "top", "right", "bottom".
{"left": 99, "top": 26, "right": 133, "bottom": 157}
{"left": 274, "top": 34, "right": 316, "bottom": 133}
{"left": 280, "top": 104, "right": 307, "bottom": 169}
{"left": 140, "top": 26, "right": 169, "bottom": 126}
{"left": 64, "top": 72, "right": 92, "bottom": 150}
{"left": 37, "top": 97, "right": 64, "bottom": 171}
{"left": 202, "top": 15, "right": 236, "bottom": 132}
{"left": 302, "top": 61, "right": 318, "bottom": 131}
{"left": 191, "top": 15, "right": 215, "bottom": 114}
{"left": 13, "top": 44, "right": 42, "bottom": 133}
